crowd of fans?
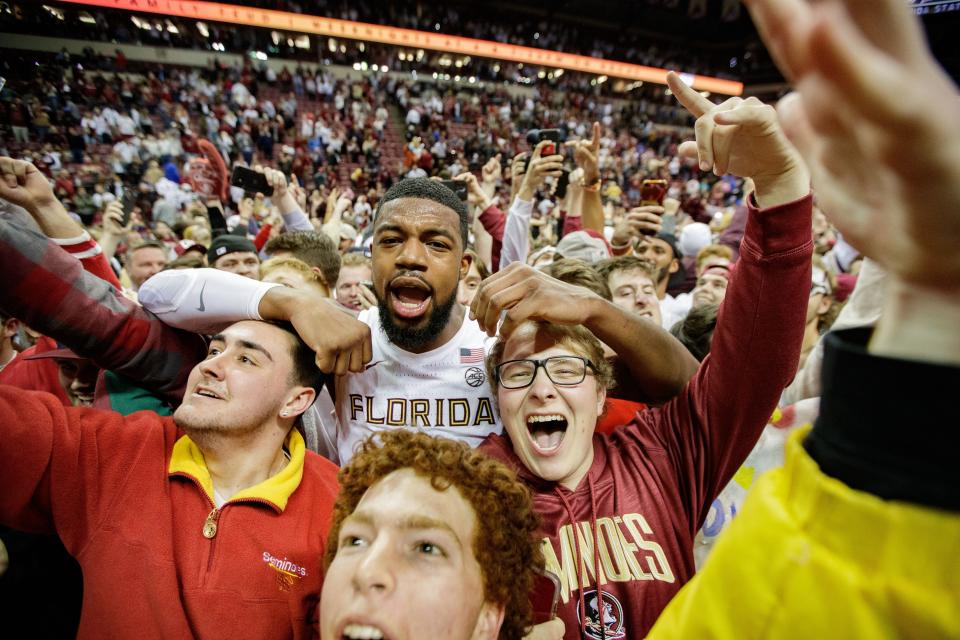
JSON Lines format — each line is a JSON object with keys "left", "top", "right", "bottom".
{"left": 1, "top": 0, "right": 958, "bottom": 638}
{"left": 2, "top": 1, "right": 753, "bottom": 83}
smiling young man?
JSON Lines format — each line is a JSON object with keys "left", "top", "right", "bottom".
{"left": 469, "top": 73, "right": 814, "bottom": 639}
{"left": 319, "top": 430, "right": 543, "bottom": 640}
{"left": 596, "top": 256, "right": 663, "bottom": 326}
{"left": 138, "top": 179, "right": 498, "bottom": 464}
{"left": 135, "top": 177, "right": 692, "bottom": 465}
{"left": 0, "top": 320, "right": 340, "bottom": 639}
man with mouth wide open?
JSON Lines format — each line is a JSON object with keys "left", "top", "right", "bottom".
{"left": 140, "top": 169, "right": 694, "bottom": 465}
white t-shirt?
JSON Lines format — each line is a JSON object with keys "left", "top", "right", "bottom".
{"left": 335, "top": 307, "right": 500, "bottom": 464}
{"left": 660, "top": 292, "right": 692, "bottom": 331}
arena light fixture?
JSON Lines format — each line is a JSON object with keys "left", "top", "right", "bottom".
{"left": 57, "top": 0, "right": 743, "bottom": 95}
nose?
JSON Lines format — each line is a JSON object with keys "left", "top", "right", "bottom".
{"left": 351, "top": 538, "right": 396, "bottom": 597}
{"left": 527, "top": 365, "right": 558, "bottom": 402}
{"left": 198, "top": 352, "right": 226, "bottom": 380}
{"left": 395, "top": 238, "right": 428, "bottom": 270}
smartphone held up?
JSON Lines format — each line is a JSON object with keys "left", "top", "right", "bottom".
{"left": 640, "top": 179, "right": 667, "bottom": 207}
{"left": 230, "top": 166, "right": 274, "bottom": 196}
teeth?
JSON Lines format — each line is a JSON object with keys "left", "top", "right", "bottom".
{"left": 527, "top": 414, "right": 565, "bottom": 424}
{"left": 343, "top": 624, "right": 384, "bottom": 640}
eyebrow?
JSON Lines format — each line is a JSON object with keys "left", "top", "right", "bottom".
{"left": 346, "top": 510, "right": 464, "bottom": 548}
{"left": 375, "top": 223, "right": 459, "bottom": 245}
{"left": 209, "top": 335, "right": 274, "bottom": 362}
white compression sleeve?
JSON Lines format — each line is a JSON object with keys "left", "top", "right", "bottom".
{"left": 139, "top": 268, "right": 282, "bottom": 335}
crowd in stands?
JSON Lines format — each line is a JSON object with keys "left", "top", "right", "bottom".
{"left": 2, "top": 1, "right": 750, "bottom": 82}
{"left": 1, "top": 0, "right": 958, "bottom": 638}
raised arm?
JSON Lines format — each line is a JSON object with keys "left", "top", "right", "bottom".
{"left": 650, "top": 72, "right": 812, "bottom": 528}
{"left": 565, "top": 122, "right": 604, "bottom": 234}
{"left": 0, "top": 157, "right": 122, "bottom": 289}
{"left": 500, "top": 141, "right": 563, "bottom": 269}
{"left": 0, "top": 218, "right": 205, "bottom": 402}
{"left": 140, "top": 268, "right": 372, "bottom": 375}
{"left": 471, "top": 262, "right": 699, "bottom": 403}
{"left": 256, "top": 165, "right": 314, "bottom": 232}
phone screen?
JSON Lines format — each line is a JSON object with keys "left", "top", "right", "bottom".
{"left": 640, "top": 180, "right": 667, "bottom": 207}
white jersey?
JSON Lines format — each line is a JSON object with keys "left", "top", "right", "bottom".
{"left": 335, "top": 307, "right": 501, "bottom": 463}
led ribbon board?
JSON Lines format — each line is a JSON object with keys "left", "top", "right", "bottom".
{"left": 58, "top": 0, "right": 744, "bottom": 95}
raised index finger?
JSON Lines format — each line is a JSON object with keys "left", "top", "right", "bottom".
{"left": 666, "top": 71, "right": 714, "bottom": 118}
{"left": 590, "top": 121, "right": 601, "bottom": 151}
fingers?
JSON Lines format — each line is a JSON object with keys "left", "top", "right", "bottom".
{"left": 840, "top": 0, "right": 927, "bottom": 66}
{"left": 470, "top": 263, "right": 521, "bottom": 331}
{"left": 531, "top": 139, "right": 552, "bottom": 160}
{"left": 776, "top": 92, "right": 822, "bottom": 174}
{"left": 625, "top": 207, "right": 664, "bottom": 236}
{"left": 741, "top": 0, "right": 813, "bottom": 82}
{"left": 804, "top": 3, "right": 924, "bottom": 132}
{"left": 347, "top": 342, "right": 365, "bottom": 374}
{"left": 590, "top": 121, "right": 601, "bottom": 151}
{"left": 666, "top": 71, "right": 714, "bottom": 118}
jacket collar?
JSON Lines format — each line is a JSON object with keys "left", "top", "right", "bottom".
{"left": 168, "top": 430, "right": 306, "bottom": 512}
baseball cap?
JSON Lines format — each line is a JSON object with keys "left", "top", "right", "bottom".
{"left": 174, "top": 239, "right": 208, "bottom": 257}
{"left": 556, "top": 231, "right": 611, "bottom": 264}
{"left": 208, "top": 234, "right": 257, "bottom": 260}
{"left": 654, "top": 232, "right": 681, "bottom": 261}
{"left": 24, "top": 342, "right": 88, "bottom": 362}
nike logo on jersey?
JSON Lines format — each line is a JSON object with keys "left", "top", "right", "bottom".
{"left": 197, "top": 282, "right": 206, "bottom": 312}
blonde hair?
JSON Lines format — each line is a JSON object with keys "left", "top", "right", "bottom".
{"left": 695, "top": 244, "right": 733, "bottom": 273}
{"left": 261, "top": 256, "right": 318, "bottom": 281}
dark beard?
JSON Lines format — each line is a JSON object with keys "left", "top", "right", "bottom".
{"left": 379, "top": 287, "right": 458, "bottom": 351}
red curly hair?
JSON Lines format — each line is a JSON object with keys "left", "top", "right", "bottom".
{"left": 324, "top": 430, "right": 543, "bottom": 640}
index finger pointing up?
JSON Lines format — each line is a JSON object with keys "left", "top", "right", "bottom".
{"left": 666, "top": 71, "right": 713, "bottom": 118}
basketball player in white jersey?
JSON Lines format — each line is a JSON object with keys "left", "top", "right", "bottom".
{"left": 141, "top": 176, "right": 695, "bottom": 464}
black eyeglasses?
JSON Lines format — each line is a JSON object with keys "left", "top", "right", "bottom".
{"left": 495, "top": 356, "right": 596, "bottom": 390}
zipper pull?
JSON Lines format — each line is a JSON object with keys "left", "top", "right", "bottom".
{"left": 202, "top": 507, "right": 219, "bottom": 539}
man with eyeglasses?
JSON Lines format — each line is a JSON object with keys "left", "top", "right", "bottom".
{"left": 470, "top": 71, "right": 814, "bottom": 639}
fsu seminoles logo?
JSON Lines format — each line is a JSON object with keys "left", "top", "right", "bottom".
{"left": 577, "top": 589, "right": 626, "bottom": 640}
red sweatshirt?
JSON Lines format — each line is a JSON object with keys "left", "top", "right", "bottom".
{"left": 0, "top": 386, "right": 339, "bottom": 639}
{"left": 481, "top": 194, "right": 812, "bottom": 639}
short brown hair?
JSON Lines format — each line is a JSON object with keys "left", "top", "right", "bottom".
{"left": 464, "top": 248, "right": 491, "bottom": 280}
{"left": 543, "top": 258, "right": 611, "bottom": 301}
{"left": 265, "top": 231, "right": 340, "bottom": 288}
{"left": 260, "top": 256, "right": 323, "bottom": 285}
{"left": 486, "top": 321, "right": 615, "bottom": 393}
{"left": 325, "top": 431, "right": 543, "bottom": 640}
{"left": 339, "top": 251, "right": 371, "bottom": 270}
{"left": 596, "top": 255, "right": 658, "bottom": 286}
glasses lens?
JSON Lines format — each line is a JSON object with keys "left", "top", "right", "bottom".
{"left": 499, "top": 360, "right": 536, "bottom": 388}
{"left": 545, "top": 357, "right": 586, "bottom": 384}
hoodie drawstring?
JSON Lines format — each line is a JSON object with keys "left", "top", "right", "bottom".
{"left": 556, "top": 474, "right": 606, "bottom": 640}
{"left": 555, "top": 487, "right": 587, "bottom": 638}
{"left": 588, "top": 474, "right": 606, "bottom": 640}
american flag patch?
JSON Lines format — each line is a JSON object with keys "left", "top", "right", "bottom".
{"left": 460, "top": 347, "right": 484, "bottom": 364}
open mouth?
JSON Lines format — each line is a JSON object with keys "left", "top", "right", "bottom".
{"left": 389, "top": 277, "right": 433, "bottom": 320}
{"left": 73, "top": 393, "right": 95, "bottom": 406}
{"left": 526, "top": 413, "right": 568, "bottom": 456}
{"left": 193, "top": 386, "right": 223, "bottom": 400}
{"left": 341, "top": 623, "right": 389, "bottom": 640}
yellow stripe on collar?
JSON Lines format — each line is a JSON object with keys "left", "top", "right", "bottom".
{"left": 168, "top": 430, "right": 306, "bottom": 511}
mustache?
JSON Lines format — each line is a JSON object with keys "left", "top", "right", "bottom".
{"left": 389, "top": 271, "right": 433, "bottom": 292}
